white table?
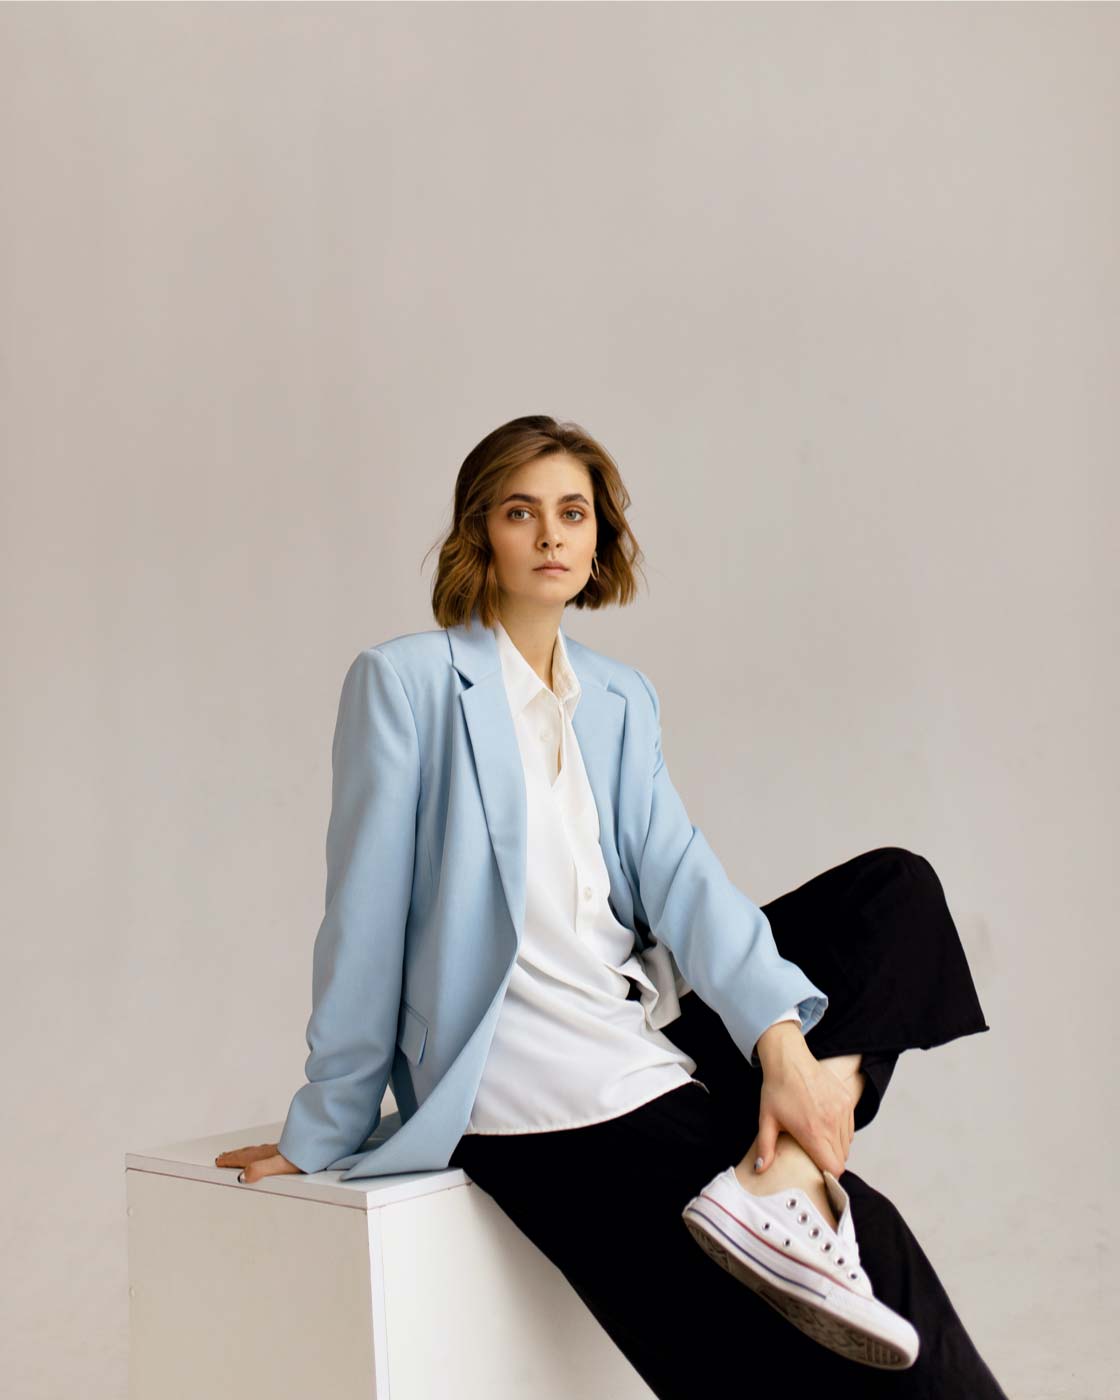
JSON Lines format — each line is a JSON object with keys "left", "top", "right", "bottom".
{"left": 125, "top": 1115, "right": 656, "bottom": 1399}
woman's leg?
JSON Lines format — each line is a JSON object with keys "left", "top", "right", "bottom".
{"left": 451, "top": 1085, "right": 910, "bottom": 1397}
{"left": 658, "top": 845, "right": 1006, "bottom": 1396}
{"left": 450, "top": 1073, "right": 1008, "bottom": 1399}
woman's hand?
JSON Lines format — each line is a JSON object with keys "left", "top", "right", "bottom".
{"left": 214, "top": 1143, "right": 304, "bottom": 1184}
{"left": 753, "top": 1025, "right": 856, "bottom": 1179}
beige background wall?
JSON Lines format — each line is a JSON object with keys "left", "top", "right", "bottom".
{"left": 2, "top": 4, "right": 1115, "bottom": 1397}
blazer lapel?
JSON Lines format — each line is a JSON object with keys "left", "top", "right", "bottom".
{"left": 450, "top": 620, "right": 526, "bottom": 962}
{"left": 447, "top": 614, "right": 627, "bottom": 959}
{"left": 570, "top": 678, "right": 626, "bottom": 868}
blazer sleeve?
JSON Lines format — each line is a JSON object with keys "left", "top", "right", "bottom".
{"left": 277, "top": 647, "right": 421, "bottom": 1174}
{"left": 631, "top": 667, "right": 828, "bottom": 1068}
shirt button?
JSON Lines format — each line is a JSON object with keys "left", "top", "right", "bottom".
{"left": 583, "top": 886, "right": 593, "bottom": 900}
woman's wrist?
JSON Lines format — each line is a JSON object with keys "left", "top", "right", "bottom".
{"left": 756, "top": 1018, "right": 811, "bottom": 1072}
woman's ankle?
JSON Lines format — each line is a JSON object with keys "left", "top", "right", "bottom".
{"left": 735, "top": 1131, "right": 822, "bottom": 1189}
{"left": 731, "top": 1133, "right": 838, "bottom": 1228}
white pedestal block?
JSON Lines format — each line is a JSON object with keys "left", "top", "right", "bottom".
{"left": 125, "top": 1118, "right": 655, "bottom": 1399}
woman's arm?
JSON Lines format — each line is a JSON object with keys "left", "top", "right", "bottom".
{"left": 630, "top": 667, "right": 862, "bottom": 1175}
{"left": 275, "top": 646, "right": 421, "bottom": 1174}
{"left": 630, "top": 666, "right": 828, "bottom": 1067}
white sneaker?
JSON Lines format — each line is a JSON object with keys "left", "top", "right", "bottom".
{"left": 681, "top": 1165, "right": 920, "bottom": 1370}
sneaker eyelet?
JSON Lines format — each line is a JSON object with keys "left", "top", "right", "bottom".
{"left": 849, "top": 1271, "right": 859, "bottom": 1279}
{"left": 809, "top": 1226, "right": 820, "bottom": 1238}
{"left": 785, "top": 1197, "right": 797, "bottom": 1209}
{"left": 836, "top": 1256, "right": 845, "bottom": 1265}
{"left": 783, "top": 1238, "right": 791, "bottom": 1246}
{"left": 821, "top": 1241, "right": 832, "bottom": 1252}
{"left": 797, "top": 1211, "right": 809, "bottom": 1224}
{"left": 762, "top": 1222, "right": 770, "bottom": 1230}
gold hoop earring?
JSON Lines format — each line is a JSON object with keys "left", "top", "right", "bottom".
{"left": 590, "top": 553, "right": 601, "bottom": 582}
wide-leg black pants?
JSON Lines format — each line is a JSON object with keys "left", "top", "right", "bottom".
{"left": 449, "top": 846, "right": 1008, "bottom": 1399}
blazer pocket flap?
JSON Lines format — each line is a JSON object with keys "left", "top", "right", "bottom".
{"left": 396, "top": 1001, "right": 429, "bottom": 1066}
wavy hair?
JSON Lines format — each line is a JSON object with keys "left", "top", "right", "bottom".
{"left": 425, "top": 415, "right": 646, "bottom": 630}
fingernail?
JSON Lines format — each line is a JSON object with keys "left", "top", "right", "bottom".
{"left": 238, "top": 1171, "right": 246, "bottom": 1183}
{"left": 753, "top": 1156, "right": 763, "bottom": 1173}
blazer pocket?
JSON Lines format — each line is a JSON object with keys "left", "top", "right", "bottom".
{"left": 396, "top": 1000, "right": 429, "bottom": 1067}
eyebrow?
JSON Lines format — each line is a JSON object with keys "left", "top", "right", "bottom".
{"left": 498, "top": 492, "right": 591, "bottom": 507}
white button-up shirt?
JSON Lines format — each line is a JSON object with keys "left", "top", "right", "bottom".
{"left": 463, "top": 620, "right": 799, "bottom": 1135}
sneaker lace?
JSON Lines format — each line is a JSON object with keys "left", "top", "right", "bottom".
{"left": 783, "top": 1194, "right": 865, "bottom": 1283}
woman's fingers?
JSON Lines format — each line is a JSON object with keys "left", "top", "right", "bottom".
{"left": 812, "top": 1131, "right": 844, "bottom": 1179}
{"left": 832, "top": 1109, "right": 851, "bottom": 1175}
{"left": 834, "top": 1086, "right": 856, "bottom": 1172}
{"left": 214, "top": 1142, "right": 280, "bottom": 1168}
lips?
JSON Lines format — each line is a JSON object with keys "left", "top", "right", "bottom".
{"left": 535, "top": 564, "right": 569, "bottom": 572}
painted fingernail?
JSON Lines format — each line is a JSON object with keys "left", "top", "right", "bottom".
{"left": 753, "top": 1156, "right": 763, "bottom": 1172}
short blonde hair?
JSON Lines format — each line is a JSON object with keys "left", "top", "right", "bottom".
{"left": 427, "top": 414, "right": 646, "bottom": 630}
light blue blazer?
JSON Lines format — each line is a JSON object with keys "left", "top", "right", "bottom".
{"left": 277, "top": 612, "right": 828, "bottom": 1180}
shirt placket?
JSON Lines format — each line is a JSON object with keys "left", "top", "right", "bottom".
{"left": 533, "top": 690, "right": 564, "bottom": 786}
{"left": 552, "top": 707, "right": 601, "bottom": 935}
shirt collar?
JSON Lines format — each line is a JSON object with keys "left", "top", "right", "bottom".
{"left": 493, "top": 618, "right": 581, "bottom": 717}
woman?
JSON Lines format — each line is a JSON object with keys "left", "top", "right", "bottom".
{"left": 217, "top": 415, "right": 1008, "bottom": 1398}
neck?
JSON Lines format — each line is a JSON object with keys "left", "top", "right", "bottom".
{"left": 496, "top": 604, "right": 563, "bottom": 690}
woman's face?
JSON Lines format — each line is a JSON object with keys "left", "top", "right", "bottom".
{"left": 485, "top": 453, "right": 598, "bottom": 614}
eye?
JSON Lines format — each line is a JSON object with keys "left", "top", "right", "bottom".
{"left": 505, "top": 507, "right": 587, "bottom": 522}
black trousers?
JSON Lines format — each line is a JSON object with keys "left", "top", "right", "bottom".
{"left": 449, "top": 847, "right": 1008, "bottom": 1399}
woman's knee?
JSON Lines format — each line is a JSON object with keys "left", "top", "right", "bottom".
{"left": 863, "top": 846, "right": 946, "bottom": 908}
{"left": 864, "top": 844, "right": 935, "bottom": 876}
